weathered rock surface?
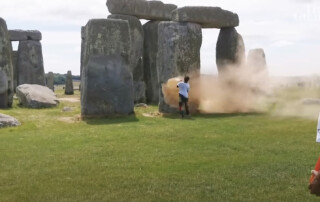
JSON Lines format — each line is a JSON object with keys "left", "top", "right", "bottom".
{"left": 108, "top": 14, "right": 145, "bottom": 103}
{"left": 16, "top": 84, "right": 59, "bottom": 108}
{"left": 247, "top": 48, "right": 267, "bottom": 72}
{"left": 216, "top": 28, "right": 245, "bottom": 73}
{"left": 106, "top": 0, "right": 177, "bottom": 21}
{"left": 9, "top": 30, "right": 42, "bottom": 41}
{"left": 157, "top": 22, "right": 202, "bottom": 113}
{"left": 12, "top": 51, "right": 18, "bottom": 92}
{"left": 0, "top": 113, "right": 20, "bottom": 128}
{"left": 0, "top": 70, "right": 8, "bottom": 108}
{"left": 0, "top": 18, "right": 14, "bottom": 108}
{"left": 65, "top": 71, "right": 74, "bottom": 95}
{"left": 46, "top": 72, "right": 54, "bottom": 91}
{"left": 17, "top": 40, "right": 45, "bottom": 86}
{"left": 172, "top": 7, "right": 239, "bottom": 28}
{"left": 143, "top": 21, "right": 160, "bottom": 104}
{"left": 81, "top": 55, "right": 134, "bottom": 116}
{"left": 83, "top": 19, "right": 131, "bottom": 68}
{"left": 80, "top": 26, "right": 86, "bottom": 78}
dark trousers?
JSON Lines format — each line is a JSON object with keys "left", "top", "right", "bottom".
{"left": 179, "top": 94, "right": 189, "bottom": 115}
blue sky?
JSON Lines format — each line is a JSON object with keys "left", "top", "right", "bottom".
{"left": 0, "top": 0, "right": 319, "bottom": 76}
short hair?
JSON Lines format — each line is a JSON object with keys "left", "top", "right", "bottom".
{"left": 184, "top": 76, "right": 190, "bottom": 83}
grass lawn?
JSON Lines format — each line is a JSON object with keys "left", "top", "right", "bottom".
{"left": 1, "top": 89, "right": 320, "bottom": 201}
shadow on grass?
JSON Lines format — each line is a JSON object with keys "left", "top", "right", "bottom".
{"left": 83, "top": 114, "right": 139, "bottom": 125}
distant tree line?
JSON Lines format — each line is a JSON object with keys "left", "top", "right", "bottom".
{"left": 45, "top": 73, "right": 80, "bottom": 85}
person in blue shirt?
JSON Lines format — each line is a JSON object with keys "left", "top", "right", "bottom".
{"left": 177, "top": 76, "right": 190, "bottom": 117}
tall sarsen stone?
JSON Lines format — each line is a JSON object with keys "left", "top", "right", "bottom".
{"left": 216, "top": 28, "right": 245, "bottom": 73}
{"left": 108, "top": 14, "right": 145, "bottom": 103}
{"left": 81, "top": 19, "right": 134, "bottom": 116}
{"left": 0, "top": 18, "right": 14, "bottom": 108}
{"left": 17, "top": 40, "right": 45, "bottom": 86}
{"left": 157, "top": 22, "right": 202, "bottom": 113}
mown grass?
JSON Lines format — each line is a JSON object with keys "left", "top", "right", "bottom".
{"left": 1, "top": 89, "right": 320, "bottom": 201}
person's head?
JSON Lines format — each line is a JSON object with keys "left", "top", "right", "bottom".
{"left": 309, "top": 171, "right": 320, "bottom": 196}
{"left": 184, "top": 76, "right": 190, "bottom": 83}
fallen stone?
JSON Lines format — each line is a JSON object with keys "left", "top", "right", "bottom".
{"left": 0, "top": 18, "right": 14, "bottom": 108}
{"left": 302, "top": 98, "right": 320, "bottom": 105}
{"left": 0, "top": 113, "right": 20, "bottom": 128}
{"left": 9, "top": 30, "right": 42, "bottom": 41}
{"left": 81, "top": 55, "right": 134, "bottom": 116}
{"left": 216, "top": 28, "right": 245, "bottom": 73}
{"left": 46, "top": 72, "right": 54, "bottom": 91}
{"left": 143, "top": 21, "right": 161, "bottom": 104}
{"left": 65, "top": 71, "right": 74, "bottom": 95}
{"left": 17, "top": 40, "right": 45, "bottom": 86}
{"left": 135, "top": 103, "right": 148, "bottom": 108}
{"left": 106, "top": 0, "right": 177, "bottom": 21}
{"left": 172, "top": 6, "right": 239, "bottom": 28}
{"left": 16, "top": 84, "right": 59, "bottom": 108}
{"left": 62, "top": 107, "right": 73, "bottom": 112}
{"left": 157, "top": 22, "right": 202, "bottom": 113}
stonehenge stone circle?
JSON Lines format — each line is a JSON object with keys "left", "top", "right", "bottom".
{"left": 0, "top": 18, "right": 14, "bottom": 108}
{"left": 17, "top": 40, "right": 45, "bottom": 86}
{"left": 108, "top": 14, "right": 146, "bottom": 103}
{"left": 16, "top": 84, "right": 59, "bottom": 108}
{"left": 157, "top": 22, "right": 202, "bottom": 113}
{"left": 81, "top": 55, "right": 134, "bottom": 116}
{"left": 0, "top": 113, "right": 21, "bottom": 128}
{"left": 65, "top": 71, "right": 74, "bottom": 95}
{"left": 172, "top": 7, "right": 239, "bottom": 28}
{"left": 216, "top": 28, "right": 245, "bottom": 73}
{"left": 247, "top": 48, "right": 267, "bottom": 72}
{"left": 46, "top": 72, "right": 54, "bottom": 91}
{"left": 143, "top": 21, "right": 161, "bottom": 104}
{"left": 81, "top": 19, "right": 134, "bottom": 116}
{"left": 9, "top": 30, "right": 42, "bottom": 41}
{"left": 107, "top": 0, "right": 177, "bottom": 21}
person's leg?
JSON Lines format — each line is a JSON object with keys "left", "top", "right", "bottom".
{"left": 179, "top": 94, "right": 184, "bottom": 117}
{"left": 185, "top": 101, "right": 189, "bottom": 115}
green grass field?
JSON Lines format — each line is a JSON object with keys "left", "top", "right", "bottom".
{"left": 1, "top": 88, "right": 320, "bottom": 201}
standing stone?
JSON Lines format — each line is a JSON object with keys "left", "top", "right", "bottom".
{"left": 65, "top": 71, "right": 74, "bottom": 95}
{"left": 0, "top": 18, "right": 14, "bottom": 108}
{"left": 216, "top": 28, "right": 245, "bottom": 73}
{"left": 46, "top": 72, "right": 54, "bottom": 91}
{"left": 143, "top": 21, "right": 161, "bottom": 104}
{"left": 0, "top": 70, "right": 8, "bottom": 108}
{"left": 157, "top": 22, "right": 202, "bottom": 113}
{"left": 172, "top": 7, "right": 239, "bottom": 28}
{"left": 12, "top": 51, "right": 18, "bottom": 92}
{"left": 81, "top": 55, "right": 134, "bottom": 116}
{"left": 108, "top": 14, "right": 145, "bottom": 103}
{"left": 81, "top": 19, "right": 133, "bottom": 116}
{"left": 247, "top": 48, "right": 267, "bottom": 73}
{"left": 8, "top": 30, "right": 42, "bottom": 41}
{"left": 17, "top": 40, "right": 45, "bottom": 86}
{"left": 80, "top": 26, "right": 86, "bottom": 78}
{"left": 106, "top": 0, "right": 177, "bottom": 21}
{"left": 82, "top": 19, "right": 131, "bottom": 69}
